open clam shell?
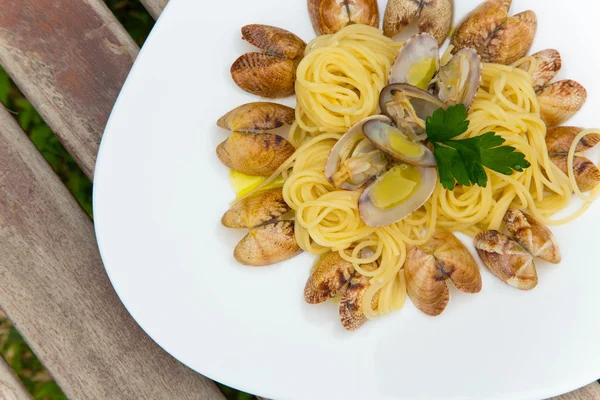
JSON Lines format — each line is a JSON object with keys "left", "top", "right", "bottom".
{"left": 325, "top": 115, "right": 391, "bottom": 190}
{"left": 358, "top": 164, "right": 437, "bottom": 227}
{"left": 362, "top": 119, "right": 437, "bottom": 167}
{"left": 389, "top": 33, "right": 439, "bottom": 89}
{"left": 380, "top": 83, "right": 446, "bottom": 139}
{"left": 437, "top": 48, "right": 482, "bottom": 109}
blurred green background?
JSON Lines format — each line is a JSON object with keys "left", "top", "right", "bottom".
{"left": 0, "top": 1, "right": 252, "bottom": 399}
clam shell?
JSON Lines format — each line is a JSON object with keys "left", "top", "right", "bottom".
{"left": 308, "top": 0, "right": 379, "bottom": 35}
{"left": 474, "top": 230, "right": 537, "bottom": 290}
{"left": 362, "top": 119, "right": 437, "bottom": 167}
{"left": 230, "top": 52, "right": 295, "bottom": 98}
{"left": 339, "top": 267, "right": 379, "bottom": 331}
{"left": 388, "top": 33, "right": 440, "bottom": 86}
{"left": 383, "top": 0, "right": 452, "bottom": 45}
{"left": 517, "top": 49, "right": 562, "bottom": 91}
{"left": 437, "top": 48, "right": 482, "bottom": 109}
{"left": 550, "top": 154, "right": 600, "bottom": 192}
{"left": 546, "top": 126, "right": 600, "bottom": 154}
{"left": 234, "top": 220, "right": 302, "bottom": 266}
{"left": 538, "top": 80, "right": 587, "bottom": 127}
{"left": 221, "top": 188, "right": 290, "bottom": 229}
{"left": 216, "top": 131, "right": 295, "bottom": 176}
{"left": 325, "top": 115, "right": 392, "bottom": 190}
{"left": 404, "top": 246, "right": 449, "bottom": 316}
{"left": 503, "top": 209, "right": 561, "bottom": 264}
{"left": 241, "top": 24, "right": 306, "bottom": 59}
{"left": 451, "top": 0, "right": 512, "bottom": 53}
{"left": 423, "top": 230, "right": 482, "bottom": 293}
{"left": 417, "top": 0, "right": 453, "bottom": 46}
{"left": 304, "top": 252, "right": 355, "bottom": 304}
{"left": 480, "top": 10, "right": 537, "bottom": 65}
{"left": 217, "top": 102, "right": 295, "bottom": 133}
{"left": 358, "top": 165, "right": 437, "bottom": 227}
{"left": 380, "top": 83, "right": 446, "bottom": 138}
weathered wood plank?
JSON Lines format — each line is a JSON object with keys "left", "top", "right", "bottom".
{"left": 553, "top": 382, "right": 600, "bottom": 400}
{"left": 0, "top": 0, "right": 139, "bottom": 179}
{"left": 0, "top": 104, "right": 225, "bottom": 399}
{"left": 0, "top": 356, "right": 31, "bottom": 400}
{"left": 140, "top": 0, "right": 168, "bottom": 20}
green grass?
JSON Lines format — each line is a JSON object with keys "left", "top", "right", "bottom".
{"left": 0, "top": 1, "right": 253, "bottom": 399}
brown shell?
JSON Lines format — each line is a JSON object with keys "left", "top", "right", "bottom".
{"left": 546, "top": 126, "right": 600, "bottom": 154}
{"left": 503, "top": 209, "right": 561, "bottom": 264}
{"left": 339, "top": 268, "right": 379, "bottom": 331}
{"left": 551, "top": 154, "right": 600, "bottom": 192}
{"left": 308, "top": 0, "right": 379, "bottom": 35}
{"left": 217, "top": 102, "right": 296, "bottom": 133}
{"left": 216, "top": 131, "right": 295, "bottom": 177}
{"left": 241, "top": 24, "right": 306, "bottom": 60}
{"left": 404, "top": 246, "right": 449, "bottom": 316}
{"left": 383, "top": 0, "right": 420, "bottom": 38}
{"left": 474, "top": 230, "right": 537, "bottom": 290}
{"left": 538, "top": 80, "right": 587, "bottom": 128}
{"left": 230, "top": 52, "right": 295, "bottom": 98}
{"left": 519, "top": 49, "right": 562, "bottom": 91}
{"left": 451, "top": 0, "right": 512, "bottom": 53}
{"left": 383, "top": 0, "right": 451, "bottom": 44}
{"left": 234, "top": 220, "right": 302, "bottom": 266}
{"left": 221, "top": 188, "right": 290, "bottom": 229}
{"left": 423, "top": 230, "right": 482, "bottom": 293}
{"left": 479, "top": 10, "right": 537, "bottom": 65}
{"left": 304, "top": 252, "right": 355, "bottom": 304}
{"left": 417, "top": 0, "right": 453, "bottom": 46}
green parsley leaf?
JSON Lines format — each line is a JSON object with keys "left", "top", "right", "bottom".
{"left": 426, "top": 104, "right": 470, "bottom": 142}
{"left": 426, "top": 107, "right": 531, "bottom": 189}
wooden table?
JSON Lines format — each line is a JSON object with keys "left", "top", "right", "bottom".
{"left": 0, "top": 1, "right": 596, "bottom": 399}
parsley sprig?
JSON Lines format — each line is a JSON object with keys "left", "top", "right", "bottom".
{"left": 426, "top": 105, "right": 531, "bottom": 190}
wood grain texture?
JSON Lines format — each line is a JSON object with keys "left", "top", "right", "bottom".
{"left": 0, "top": 356, "right": 31, "bottom": 400}
{"left": 140, "top": 0, "right": 168, "bottom": 19}
{"left": 553, "top": 382, "right": 600, "bottom": 400}
{"left": 0, "top": 105, "right": 225, "bottom": 399}
{"left": 0, "top": 0, "right": 139, "bottom": 179}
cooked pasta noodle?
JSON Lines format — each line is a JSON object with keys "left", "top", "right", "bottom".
{"left": 289, "top": 24, "right": 403, "bottom": 147}
{"left": 252, "top": 29, "right": 598, "bottom": 321}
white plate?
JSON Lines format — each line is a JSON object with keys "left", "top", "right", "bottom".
{"left": 94, "top": 1, "right": 600, "bottom": 399}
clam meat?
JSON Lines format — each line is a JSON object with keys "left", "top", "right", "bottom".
{"left": 362, "top": 119, "right": 437, "bottom": 167}
{"left": 436, "top": 48, "right": 482, "bottom": 109}
{"left": 380, "top": 83, "right": 446, "bottom": 139}
{"left": 389, "top": 34, "right": 439, "bottom": 90}
{"left": 325, "top": 115, "right": 391, "bottom": 190}
{"left": 358, "top": 163, "right": 437, "bottom": 227}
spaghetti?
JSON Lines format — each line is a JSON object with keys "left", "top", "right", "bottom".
{"left": 252, "top": 29, "right": 599, "bottom": 321}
